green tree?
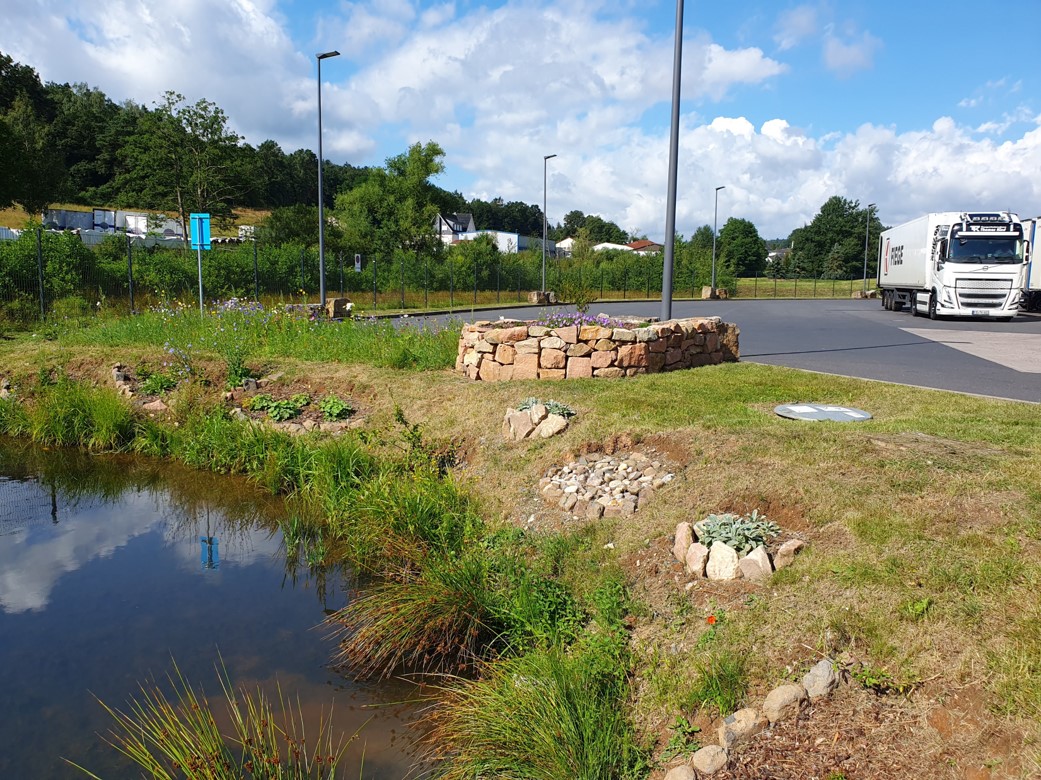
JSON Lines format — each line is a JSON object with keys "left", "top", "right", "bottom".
{"left": 3, "top": 93, "right": 66, "bottom": 216}
{"left": 335, "top": 141, "right": 446, "bottom": 261}
{"left": 116, "top": 91, "right": 245, "bottom": 239}
{"left": 789, "top": 196, "right": 879, "bottom": 278}
{"left": 718, "top": 217, "right": 767, "bottom": 277}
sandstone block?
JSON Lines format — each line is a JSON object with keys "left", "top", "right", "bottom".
{"left": 594, "top": 338, "right": 616, "bottom": 351}
{"left": 528, "top": 326, "right": 550, "bottom": 337}
{"left": 539, "top": 368, "right": 566, "bottom": 380}
{"left": 566, "top": 357, "right": 592, "bottom": 379}
{"left": 612, "top": 328, "right": 636, "bottom": 342}
{"left": 513, "top": 353, "right": 539, "bottom": 379}
{"left": 635, "top": 327, "right": 659, "bottom": 342}
{"left": 663, "top": 767, "right": 695, "bottom": 780}
{"left": 501, "top": 325, "right": 530, "bottom": 343}
{"left": 506, "top": 410, "right": 535, "bottom": 440}
{"left": 495, "top": 344, "right": 516, "bottom": 364}
{"left": 567, "top": 342, "right": 594, "bottom": 357}
{"left": 647, "top": 353, "right": 666, "bottom": 372}
{"left": 591, "top": 350, "right": 617, "bottom": 369}
{"left": 580, "top": 325, "right": 613, "bottom": 341}
{"left": 541, "top": 336, "right": 566, "bottom": 350}
{"left": 528, "top": 404, "right": 548, "bottom": 425}
{"left": 648, "top": 339, "right": 668, "bottom": 353}
{"left": 737, "top": 545, "right": 773, "bottom": 583}
{"left": 594, "top": 367, "right": 626, "bottom": 378}
{"left": 617, "top": 343, "right": 650, "bottom": 368}
{"left": 478, "top": 359, "right": 501, "bottom": 381}
{"left": 475, "top": 339, "right": 495, "bottom": 353}
{"left": 514, "top": 338, "right": 541, "bottom": 354}
{"left": 540, "top": 349, "right": 567, "bottom": 369}
{"left": 552, "top": 325, "right": 578, "bottom": 344}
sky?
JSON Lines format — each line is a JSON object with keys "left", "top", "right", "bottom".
{"left": 3, "top": 0, "right": 1041, "bottom": 240}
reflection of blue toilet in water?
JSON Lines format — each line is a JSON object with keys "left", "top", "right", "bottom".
{"left": 200, "top": 536, "right": 219, "bottom": 570}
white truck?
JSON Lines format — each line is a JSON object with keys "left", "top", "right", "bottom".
{"left": 877, "top": 211, "right": 1026, "bottom": 321}
{"left": 1022, "top": 216, "right": 1041, "bottom": 311}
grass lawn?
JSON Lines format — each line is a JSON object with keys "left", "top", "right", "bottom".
{"left": 0, "top": 311, "right": 1037, "bottom": 778}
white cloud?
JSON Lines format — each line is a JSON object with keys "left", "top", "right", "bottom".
{"left": 823, "top": 27, "right": 882, "bottom": 77}
{"left": 774, "top": 5, "right": 818, "bottom": 51}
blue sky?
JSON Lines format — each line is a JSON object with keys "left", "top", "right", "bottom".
{"left": 3, "top": 0, "right": 1040, "bottom": 239}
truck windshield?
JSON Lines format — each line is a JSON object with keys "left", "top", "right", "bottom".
{"left": 948, "top": 237, "right": 1022, "bottom": 264}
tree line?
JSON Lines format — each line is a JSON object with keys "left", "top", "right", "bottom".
{"left": 1, "top": 50, "right": 885, "bottom": 287}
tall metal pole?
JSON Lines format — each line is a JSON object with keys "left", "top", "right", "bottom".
{"left": 711, "top": 185, "right": 725, "bottom": 295}
{"left": 542, "top": 153, "right": 556, "bottom": 294}
{"left": 316, "top": 50, "right": 340, "bottom": 308}
{"left": 863, "top": 202, "right": 876, "bottom": 293}
{"left": 660, "top": 0, "right": 685, "bottom": 321}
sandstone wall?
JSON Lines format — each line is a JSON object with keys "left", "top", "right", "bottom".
{"left": 456, "top": 316, "right": 739, "bottom": 381}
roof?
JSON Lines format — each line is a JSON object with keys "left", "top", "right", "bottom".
{"left": 627, "top": 239, "right": 663, "bottom": 252}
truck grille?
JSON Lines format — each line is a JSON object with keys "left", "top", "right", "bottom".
{"left": 955, "top": 278, "right": 1012, "bottom": 309}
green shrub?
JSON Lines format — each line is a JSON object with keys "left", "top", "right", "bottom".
{"left": 683, "top": 650, "right": 748, "bottom": 717}
{"left": 318, "top": 395, "right": 354, "bottom": 421}
{"left": 696, "top": 510, "right": 780, "bottom": 554}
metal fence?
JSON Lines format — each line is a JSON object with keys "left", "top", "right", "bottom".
{"left": 0, "top": 228, "right": 865, "bottom": 325}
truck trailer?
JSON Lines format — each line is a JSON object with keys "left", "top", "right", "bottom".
{"left": 1022, "top": 216, "right": 1040, "bottom": 311}
{"left": 877, "top": 211, "right": 1026, "bottom": 321}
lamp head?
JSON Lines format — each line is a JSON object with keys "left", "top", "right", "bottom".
{"left": 317, "top": 50, "right": 341, "bottom": 60}
{"left": 544, "top": 153, "right": 557, "bottom": 161}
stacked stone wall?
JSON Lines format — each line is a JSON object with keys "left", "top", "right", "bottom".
{"left": 456, "top": 316, "right": 739, "bottom": 381}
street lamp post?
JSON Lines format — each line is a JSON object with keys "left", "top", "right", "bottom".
{"left": 863, "top": 203, "right": 876, "bottom": 294}
{"left": 542, "top": 154, "right": 557, "bottom": 296}
{"left": 316, "top": 50, "right": 340, "bottom": 308}
{"left": 711, "top": 185, "right": 725, "bottom": 296}
{"left": 660, "top": 0, "right": 685, "bottom": 322}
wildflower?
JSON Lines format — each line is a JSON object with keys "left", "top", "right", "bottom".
{"left": 706, "top": 615, "right": 717, "bottom": 625}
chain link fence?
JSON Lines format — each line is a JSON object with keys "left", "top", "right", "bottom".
{"left": 0, "top": 228, "right": 864, "bottom": 326}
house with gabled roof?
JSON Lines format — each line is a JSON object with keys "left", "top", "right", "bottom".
{"left": 627, "top": 239, "right": 664, "bottom": 255}
{"left": 435, "top": 213, "right": 477, "bottom": 245}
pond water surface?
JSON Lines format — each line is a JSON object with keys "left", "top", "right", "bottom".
{"left": 0, "top": 441, "right": 420, "bottom": 779}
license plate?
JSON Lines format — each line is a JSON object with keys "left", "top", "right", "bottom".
{"left": 971, "top": 310, "right": 989, "bottom": 316}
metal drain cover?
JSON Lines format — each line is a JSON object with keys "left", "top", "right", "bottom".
{"left": 774, "top": 404, "right": 873, "bottom": 422}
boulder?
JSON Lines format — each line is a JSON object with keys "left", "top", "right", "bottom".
{"left": 534, "top": 413, "right": 569, "bottom": 439}
{"left": 663, "top": 766, "right": 695, "bottom": 780}
{"left": 690, "top": 745, "right": 728, "bottom": 775}
{"left": 762, "top": 683, "right": 807, "bottom": 724}
{"left": 706, "top": 542, "right": 740, "bottom": 580}
{"left": 685, "top": 543, "right": 709, "bottom": 577}
{"left": 737, "top": 545, "right": 773, "bottom": 582}
{"left": 673, "top": 522, "right": 693, "bottom": 563}
{"left": 774, "top": 539, "right": 806, "bottom": 570}
{"left": 717, "top": 708, "right": 768, "bottom": 750}
{"left": 802, "top": 659, "right": 839, "bottom": 700}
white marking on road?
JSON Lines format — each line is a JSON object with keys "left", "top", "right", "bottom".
{"left": 902, "top": 329, "right": 1041, "bottom": 373}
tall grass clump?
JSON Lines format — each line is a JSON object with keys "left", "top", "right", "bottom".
{"left": 20, "top": 379, "right": 136, "bottom": 450}
{"left": 422, "top": 646, "right": 645, "bottom": 780}
{"left": 69, "top": 663, "right": 351, "bottom": 779}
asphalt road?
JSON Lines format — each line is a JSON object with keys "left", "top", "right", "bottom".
{"left": 412, "top": 298, "right": 1041, "bottom": 403}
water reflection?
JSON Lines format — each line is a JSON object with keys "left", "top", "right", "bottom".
{"left": 0, "top": 439, "right": 420, "bottom": 779}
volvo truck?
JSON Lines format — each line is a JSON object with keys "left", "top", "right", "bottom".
{"left": 1022, "top": 216, "right": 1040, "bottom": 311}
{"left": 877, "top": 211, "right": 1026, "bottom": 321}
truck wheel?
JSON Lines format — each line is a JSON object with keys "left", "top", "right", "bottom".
{"left": 928, "top": 293, "right": 938, "bottom": 320}
{"left": 910, "top": 292, "right": 919, "bottom": 317}
{"left": 882, "top": 290, "right": 890, "bottom": 310}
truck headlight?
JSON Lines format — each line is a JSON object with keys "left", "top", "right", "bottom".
{"left": 941, "top": 287, "right": 955, "bottom": 306}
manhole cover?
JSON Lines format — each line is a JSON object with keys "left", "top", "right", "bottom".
{"left": 774, "top": 404, "right": 873, "bottom": 422}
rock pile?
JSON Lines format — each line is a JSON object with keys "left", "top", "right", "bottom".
{"left": 664, "top": 659, "right": 842, "bottom": 777}
{"left": 539, "top": 451, "right": 674, "bottom": 520}
{"left": 502, "top": 404, "right": 570, "bottom": 442}
{"left": 673, "top": 521, "right": 805, "bottom": 582}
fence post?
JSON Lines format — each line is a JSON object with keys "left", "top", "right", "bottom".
{"left": 400, "top": 252, "right": 405, "bottom": 309}
{"left": 516, "top": 267, "right": 521, "bottom": 302}
{"left": 813, "top": 275, "right": 817, "bottom": 298}
{"left": 338, "top": 251, "right": 343, "bottom": 297}
{"left": 424, "top": 257, "right": 429, "bottom": 309}
{"left": 300, "top": 247, "right": 306, "bottom": 295}
{"left": 372, "top": 257, "right": 377, "bottom": 309}
{"left": 473, "top": 259, "right": 478, "bottom": 306}
{"left": 449, "top": 256, "right": 454, "bottom": 313}
{"left": 794, "top": 277, "right": 798, "bottom": 298}
{"left": 600, "top": 268, "right": 604, "bottom": 301}
{"left": 622, "top": 267, "right": 627, "bottom": 300}
{"left": 774, "top": 276, "right": 777, "bottom": 297}
{"left": 35, "top": 228, "right": 45, "bottom": 320}
{"left": 496, "top": 261, "right": 500, "bottom": 304}
{"left": 253, "top": 240, "right": 260, "bottom": 300}
{"left": 645, "top": 264, "right": 650, "bottom": 298}
{"left": 126, "top": 234, "right": 135, "bottom": 313}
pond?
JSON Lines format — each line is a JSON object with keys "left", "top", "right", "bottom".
{"left": 0, "top": 441, "right": 420, "bottom": 779}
